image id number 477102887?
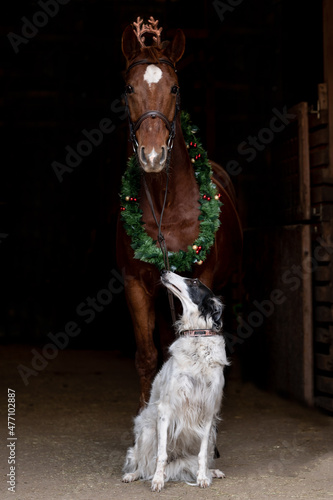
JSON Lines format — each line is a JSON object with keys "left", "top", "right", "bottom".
{"left": 7, "top": 389, "right": 16, "bottom": 493}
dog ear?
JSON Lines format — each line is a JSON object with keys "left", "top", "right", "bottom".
{"left": 206, "top": 296, "right": 223, "bottom": 330}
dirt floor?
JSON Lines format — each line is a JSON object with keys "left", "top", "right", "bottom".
{"left": 1, "top": 345, "right": 333, "bottom": 500}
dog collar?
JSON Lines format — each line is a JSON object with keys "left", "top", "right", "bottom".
{"left": 180, "top": 329, "right": 218, "bottom": 337}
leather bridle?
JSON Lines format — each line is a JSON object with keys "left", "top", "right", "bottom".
{"left": 123, "top": 57, "right": 180, "bottom": 325}
{"left": 123, "top": 58, "right": 181, "bottom": 154}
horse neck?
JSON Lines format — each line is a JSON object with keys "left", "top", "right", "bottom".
{"left": 141, "top": 119, "right": 199, "bottom": 211}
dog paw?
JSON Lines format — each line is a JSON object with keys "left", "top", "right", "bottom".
{"left": 151, "top": 477, "right": 164, "bottom": 492}
{"left": 122, "top": 472, "right": 138, "bottom": 483}
{"left": 196, "top": 474, "right": 212, "bottom": 488}
{"left": 211, "top": 468, "right": 225, "bottom": 478}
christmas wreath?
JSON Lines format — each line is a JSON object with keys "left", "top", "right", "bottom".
{"left": 119, "top": 111, "right": 222, "bottom": 272}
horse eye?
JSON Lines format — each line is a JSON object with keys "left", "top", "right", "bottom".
{"left": 125, "top": 85, "right": 134, "bottom": 94}
{"left": 171, "top": 85, "right": 179, "bottom": 94}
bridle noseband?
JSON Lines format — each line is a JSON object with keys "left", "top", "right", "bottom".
{"left": 123, "top": 58, "right": 181, "bottom": 154}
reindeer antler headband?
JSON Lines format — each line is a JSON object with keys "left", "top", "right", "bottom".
{"left": 133, "top": 16, "right": 163, "bottom": 47}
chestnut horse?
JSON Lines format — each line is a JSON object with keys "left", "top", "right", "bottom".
{"left": 117, "top": 18, "right": 242, "bottom": 408}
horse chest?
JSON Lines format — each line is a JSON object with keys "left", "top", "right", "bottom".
{"left": 141, "top": 199, "right": 201, "bottom": 253}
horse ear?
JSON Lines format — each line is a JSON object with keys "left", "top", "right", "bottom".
{"left": 122, "top": 25, "right": 141, "bottom": 61}
{"left": 162, "top": 29, "right": 185, "bottom": 63}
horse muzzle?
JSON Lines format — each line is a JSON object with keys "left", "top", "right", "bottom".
{"left": 138, "top": 145, "right": 167, "bottom": 172}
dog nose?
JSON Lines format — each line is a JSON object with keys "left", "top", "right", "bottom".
{"left": 161, "top": 269, "right": 167, "bottom": 276}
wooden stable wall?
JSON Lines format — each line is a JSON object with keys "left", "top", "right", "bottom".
{"left": 311, "top": 0, "right": 333, "bottom": 412}
{"left": 310, "top": 101, "right": 333, "bottom": 412}
{"left": 241, "top": 104, "right": 313, "bottom": 405}
{"left": 241, "top": 0, "right": 333, "bottom": 411}
{"left": 244, "top": 92, "right": 333, "bottom": 411}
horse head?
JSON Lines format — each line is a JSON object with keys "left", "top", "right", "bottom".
{"left": 122, "top": 17, "right": 185, "bottom": 173}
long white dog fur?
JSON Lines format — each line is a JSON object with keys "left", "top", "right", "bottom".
{"left": 122, "top": 271, "right": 229, "bottom": 491}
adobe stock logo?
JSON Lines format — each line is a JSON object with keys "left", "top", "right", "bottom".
{"left": 225, "top": 106, "right": 296, "bottom": 178}
{"left": 7, "top": 0, "right": 71, "bottom": 54}
{"left": 213, "top": 0, "right": 246, "bottom": 23}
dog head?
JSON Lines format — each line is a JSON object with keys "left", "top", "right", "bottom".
{"left": 160, "top": 270, "right": 223, "bottom": 332}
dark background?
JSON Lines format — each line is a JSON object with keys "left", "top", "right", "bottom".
{"left": 1, "top": 0, "right": 323, "bottom": 354}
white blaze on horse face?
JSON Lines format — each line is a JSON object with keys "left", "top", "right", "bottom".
{"left": 148, "top": 148, "right": 159, "bottom": 163}
{"left": 143, "top": 65, "right": 163, "bottom": 88}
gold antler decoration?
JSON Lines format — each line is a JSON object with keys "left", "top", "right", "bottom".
{"left": 133, "top": 16, "right": 163, "bottom": 47}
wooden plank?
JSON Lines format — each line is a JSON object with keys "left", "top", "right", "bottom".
{"left": 318, "top": 83, "right": 328, "bottom": 112}
{"left": 315, "top": 284, "right": 333, "bottom": 302}
{"left": 292, "top": 103, "right": 311, "bottom": 220}
{"left": 316, "top": 353, "right": 333, "bottom": 371}
{"left": 320, "top": 221, "right": 333, "bottom": 244}
{"left": 302, "top": 224, "right": 314, "bottom": 405}
{"left": 309, "top": 127, "right": 329, "bottom": 149}
{"left": 317, "top": 376, "right": 333, "bottom": 394}
{"left": 315, "top": 396, "right": 333, "bottom": 411}
{"left": 314, "top": 265, "right": 332, "bottom": 282}
{"left": 243, "top": 225, "right": 313, "bottom": 405}
{"left": 321, "top": 221, "right": 333, "bottom": 242}
{"left": 315, "top": 326, "right": 333, "bottom": 344}
{"left": 308, "top": 109, "right": 328, "bottom": 129}
{"left": 311, "top": 167, "right": 333, "bottom": 185}
{"left": 320, "top": 204, "right": 333, "bottom": 221}
{"left": 272, "top": 103, "right": 311, "bottom": 223}
{"left": 311, "top": 185, "right": 333, "bottom": 203}
{"left": 315, "top": 306, "right": 333, "bottom": 322}
{"left": 312, "top": 204, "right": 333, "bottom": 221}
{"left": 310, "top": 148, "right": 329, "bottom": 168}
{"left": 323, "top": 0, "right": 333, "bottom": 177}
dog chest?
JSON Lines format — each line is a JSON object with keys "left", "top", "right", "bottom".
{"left": 174, "top": 369, "right": 223, "bottom": 400}
{"left": 171, "top": 337, "right": 228, "bottom": 369}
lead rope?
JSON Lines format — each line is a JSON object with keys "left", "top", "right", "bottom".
{"left": 142, "top": 157, "right": 177, "bottom": 326}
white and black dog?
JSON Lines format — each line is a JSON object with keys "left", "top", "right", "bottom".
{"left": 122, "top": 270, "right": 229, "bottom": 491}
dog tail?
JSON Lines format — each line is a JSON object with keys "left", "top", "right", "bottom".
{"left": 164, "top": 455, "right": 199, "bottom": 482}
{"left": 123, "top": 446, "right": 157, "bottom": 480}
{"left": 122, "top": 447, "right": 137, "bottom": 474}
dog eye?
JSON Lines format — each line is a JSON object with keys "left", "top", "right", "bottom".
{"left": 192, "top": 279, "right": 198, "bottom": 286}
{"left": 125, "top": 85, "right": 134, "bottom": 94}
{"left": 171, "top": 85, "right": 179, "bottom": 94}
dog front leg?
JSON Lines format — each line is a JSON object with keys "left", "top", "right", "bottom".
{"left": 197, "top": 420, "right": 213, "bottom": 488}
{"left": 151, "top": 406, "right": 169, "bottom": 492}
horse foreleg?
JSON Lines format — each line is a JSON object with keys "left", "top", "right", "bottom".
{"left": 125, "top": 280, "right": 157, "bottom": 409}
